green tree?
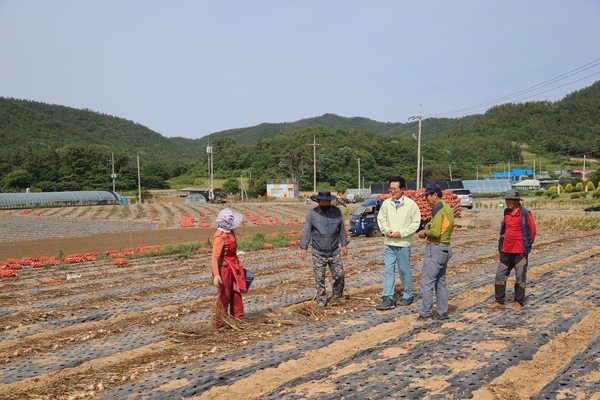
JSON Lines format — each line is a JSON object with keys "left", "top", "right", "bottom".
{"left": 222, "top": 178, "right": 240, "bottom": 194}
{"left": 193, "top": 178, "right": 206, "bottom": 187}
{"left": 0, "top": 168, "right": 33, "bottom": 192}
{"left": 335, "top": 180, "right": 351, "bottom": 194}
{"left": 246, "top": 176, "right": 267, "bottom": 197}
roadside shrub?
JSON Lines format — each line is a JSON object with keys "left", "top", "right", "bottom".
{"left": 550, "top": 193, "right": 559, "bottom": 200}
{"left": 570, "top": 193, "right": 581, "bottom": 199}
{"left": 159, "top": 244, "right": 182, "bottom": 255}
{"left": 548, "top": 186, "right": 557, "bottom": 193}
{"left": 545, "top": 191, "right": 554, "bottom": 198}
{"left": 575, "top": 182, "right": 584, "bottom": 192}
{"left": 586, "top": 181, "right": 595, "bottom": 192}
{"left": 593, "top": 190, "right": 600, "bottom": 199}
{"left": 565, "top": 183, "right": 573, "bottom": 193}
{"left": 535, "top": 190, "right": 544, "bottom": 196}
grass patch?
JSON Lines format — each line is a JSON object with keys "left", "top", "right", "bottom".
{"left": 537, "top": 215, "right": 600, "bottom": 231}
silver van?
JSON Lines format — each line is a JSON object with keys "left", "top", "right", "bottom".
{"left": 452, "top": 189, "right": 473, "bottom": 209}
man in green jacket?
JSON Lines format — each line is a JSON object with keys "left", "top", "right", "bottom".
{"left": 375, "top": 176, "right": 422, "bottom": 310}
{"left": 412, "top": 183, "right": 454, "bottom": 327}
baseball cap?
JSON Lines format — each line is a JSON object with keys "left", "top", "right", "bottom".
{"left": 421, "top": 183, "right": 443, "bottom": 197}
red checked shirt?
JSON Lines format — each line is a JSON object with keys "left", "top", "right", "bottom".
{"left": 501, "top": 206, "right": 536, "bottom": 254}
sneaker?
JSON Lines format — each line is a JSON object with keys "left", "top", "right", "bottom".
{"left": 433, "top": 313, "right": 449, "bottom": 321}
{"left": 396, "top": 297, "right": 413, "bottom": 306}
{"left": 489, "top": 301, "right": 504, "bottom": 309}
{"left": 375, "top": 297, "right": 395, "bottom": 310}
{"left": 411, "top": 315, "right": 435, "bottom": 327}
{"left": 512, "top": 302, "right": 522, "bottom": 311}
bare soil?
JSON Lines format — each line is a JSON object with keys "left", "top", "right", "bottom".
{"left": 0, "top": 202, "right": 599, "bottom": 399}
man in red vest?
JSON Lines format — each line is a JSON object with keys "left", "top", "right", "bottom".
{"left": 490, "top": 189, "right": 536, "bottom": 311}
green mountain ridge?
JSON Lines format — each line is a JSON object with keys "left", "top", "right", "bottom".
{"left": 1, "top": 80, "right": 599, "bottom": 194}
{"left": 0, "top": 97, "right": 476, "bottom": 161}
{"left": 207, "top": 113, "right": 480, "bottom": 144}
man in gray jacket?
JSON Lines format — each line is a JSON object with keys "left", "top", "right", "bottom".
{"left": 301, "top": 190, "right": 349, "bottom": 307}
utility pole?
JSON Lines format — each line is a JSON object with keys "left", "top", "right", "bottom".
{"left": 408, "top": 105, "right": 423, "bottom": 190}
{"left": 420, "top": 156, "right": 424, "bottom": 189}
{"left": 583, "top": 154, "right": 586, "bottom": 188}
{"left": 207, "top": 136, "right": 214, "bottom": 201}
{"left": 306, "top": 135, "right": 321, "bottom": 194}
{"left": 240, "top": 174, "right": 244, "bottom": 202}
{"left": 357, "top": 157, "right": 361, "bottom": 194}
{"left": 110, "top": 153, "right": 116, "bottom": 192}
{"left": 137, "top": 155, "right": 141, "bottom": 204}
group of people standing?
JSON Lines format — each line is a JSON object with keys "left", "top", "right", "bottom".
{"left": 210, "top": 177, "right": 536, "bottom": 327}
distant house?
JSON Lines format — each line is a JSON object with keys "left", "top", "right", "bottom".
{"left": 489, "top": 169, "right": 534, "bottom": 180}
{"left": 266, "top": 179, "right": 298, "bottom": 199}
{"left": 539, "top": 179, "right": 558, "bottom": 190}
{"left": 553, "top": 171, "right": 572, "bottom": 178}
{"left": 512, "top": 179, "right": 540, "bottom": 190}
{"left": 570, "top": 170, "right": 583, "bottom": 178}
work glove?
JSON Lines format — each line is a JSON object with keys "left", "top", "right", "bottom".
{"left": 213, "top": 275, "right": 222, "bottom": 287}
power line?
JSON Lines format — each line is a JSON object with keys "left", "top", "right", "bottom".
{"left": 423, "top": 40, "right": 600, "bottom": 107}
{"left": 425, "top": 59, "right": 600, "bottom": 118}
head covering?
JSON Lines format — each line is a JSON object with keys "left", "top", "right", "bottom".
{"left": 421, "top": 183, "right": 443, "bottom": 197}
{"left": 216, "top": 208, "right": 243, "bottom": 233}
{"left": 504, "top": 189, "right": 521, "bottom": 201}
{"left": 310, "top": 190, "right": 338, "bottom": 202}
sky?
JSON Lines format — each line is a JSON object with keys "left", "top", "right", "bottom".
{"left": 1, "top": 1, "right": 600, "bottom": 140}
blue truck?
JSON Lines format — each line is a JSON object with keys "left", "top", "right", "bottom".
{"left": 348, "top": 198, "right": 383, "bottom": 237}
{"left": 348, "top": 197, "right": 431, "bottom": 237}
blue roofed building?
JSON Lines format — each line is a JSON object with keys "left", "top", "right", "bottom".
{"left": 488, "top": 169, "right": 535, "bottom": 180}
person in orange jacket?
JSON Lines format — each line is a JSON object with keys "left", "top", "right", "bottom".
{"left": 211, "top": 208, "right": 247, "bottom": 323}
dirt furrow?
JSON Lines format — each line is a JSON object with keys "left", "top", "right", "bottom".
{"left": 190, "top": 245, "right": 600, "bottom": 400}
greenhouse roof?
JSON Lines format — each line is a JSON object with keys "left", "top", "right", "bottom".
{"left": 0, "top": 191, "right": 121, "bottom": 209}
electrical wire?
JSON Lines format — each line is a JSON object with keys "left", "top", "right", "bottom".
{"left": 423, "top": 39, "right": 600, "bottom": 107}
{"left": 425, "top": 59, "right": 600, "bottom": 118}
{"left": 394, "top": 40, "right": 600, "bottom": 121}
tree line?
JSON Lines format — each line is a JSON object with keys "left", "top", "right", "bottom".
{"left": 0, "top": 124, "right": 532, "bottom": 195}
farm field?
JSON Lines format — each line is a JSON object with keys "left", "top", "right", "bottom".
{"left": 0, "top": 202, "right": 599, "bottom": 399}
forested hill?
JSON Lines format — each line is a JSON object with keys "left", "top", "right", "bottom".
{"left": 426, "top": 80, "right": 600, "bottom": 162}
{"left": 205, "top": 113, "right": 480, "bottom": 144}
{"left": 1, "top": 79, "right": 599, "bottom": 167}
{"left": 0, "top": 98, "right": 209, "bottom": 161}
{"left": 0, "top": 98, "right": 476, "bottom": 160}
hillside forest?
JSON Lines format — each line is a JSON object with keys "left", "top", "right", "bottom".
{"left": 1, "top": 81, "right": 599, "bottom": 196}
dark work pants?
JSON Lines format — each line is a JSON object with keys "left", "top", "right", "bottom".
{"left": 312, "top": 253, "right": 345, "bottom": 305}
{"left": 494, "top": 252, "right": 528, "bottom": 305}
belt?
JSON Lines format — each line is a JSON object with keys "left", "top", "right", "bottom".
{"left": 427, "top": 240, "right": 450, "bottom": 245}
